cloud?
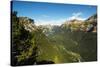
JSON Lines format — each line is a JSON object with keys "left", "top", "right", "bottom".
{"left": 67, "top": 12, "right": 86, "bottom": 20}
{"left": 35, "top": 18, "right": 66, "bottom": 26}
{"left": 72, "top": 12, "right": 82, "bottom": 17}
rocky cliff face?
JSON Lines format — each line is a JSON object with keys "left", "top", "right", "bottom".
{"left": 18, "top": 17, "right": 37, "bottom": 32}
{"left": 61, "top": 14, "right": 97, "bottom": 32}
{"left": 85, "top": 14, "right": 97, "bottom": 32}
{"left": 86, "top": 14, "right": 97, "bottom": 23}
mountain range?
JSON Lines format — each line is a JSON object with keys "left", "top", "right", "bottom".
{"left": 11, "top": 12, "right": 97, "bottom": 66}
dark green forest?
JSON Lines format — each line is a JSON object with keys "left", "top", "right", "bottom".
{"left": 11, "top": 11, "right": 97, "bottom": 66}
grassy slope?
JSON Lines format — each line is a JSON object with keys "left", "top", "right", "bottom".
{"left": 36, "top": 32, "right": 83, "bottom": 63}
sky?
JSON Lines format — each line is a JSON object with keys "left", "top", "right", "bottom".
{"left": 12, "top": 1, "right": 97, "bottom": 25}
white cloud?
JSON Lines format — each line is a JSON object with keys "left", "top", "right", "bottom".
{"left": 35, "top": 18, "right": 66, "bottom": 26}
{"left": 72, "top": 12, "right": 82, "bottom": 17}
{"left": 67, "top": 12, "right": 86, "bottom": 20}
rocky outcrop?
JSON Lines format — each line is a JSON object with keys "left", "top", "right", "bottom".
{"left": 61, "top": 14, "right": 97, "bottom": 32}
{"left": 18, "top": 17, "right": 37, "bottom": 32}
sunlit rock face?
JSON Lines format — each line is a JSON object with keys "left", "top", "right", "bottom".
{"left": 85, "top": 14, "right": 97, "bottom": 32}
{"left": 61, "top": 14, "right": 97, "bottom": 32}
{"left": 18, "top": 17, "right": 37, "bottom": 32}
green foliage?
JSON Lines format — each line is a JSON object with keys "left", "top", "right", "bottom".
{"left": 79, "top": 33, "right": 97, "bottom": 61}
{"left": 11, "top": 11, "right": 37, "bottom": 66}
